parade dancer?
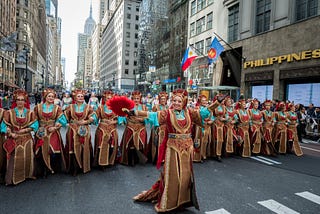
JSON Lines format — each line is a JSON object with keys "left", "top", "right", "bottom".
{"left": 224, "top": 96, "right": 238, "bottom": 154}
{"left": 149, "top": 91, "right": 169, "bottom": 164}
{"left": 119, "top": 91, "right": 148, "bottom": 166}
{"left": 274, "top": 102, "right": 288, "bottom": 154}
{"left": 93, "top": 90, "right": 120, "bottom": 169}
{"left": 33, "top": 88, "right": 67, "bottom": 178}
{"left": 132, "top": 89, "right": 227, "bottom": 212}
{"left": 286, "top": 103, "right": 303, "bottom": 156}
{"left": 64, "top": 89, "right": 97, "bottom": 175}
{"left": 248, "top": 99, "right": 263, "bottom": 154}
{"left": 193, "top": 95, "right": 212, "bottom": 162}
{"left": 212, "top": 95, "right": 226, "bottom": 161}
{"left": 235, "top": 96, "right": 251, "bottom": 157}
{"left": 1, "top": 89, "right": 39, "bottom": 185}
{"left": 261, "top": 100, "right": 277, "bottom": 156}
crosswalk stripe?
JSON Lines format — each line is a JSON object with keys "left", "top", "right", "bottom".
{"left": 295, "top": 191, "right": 320, "bottom": 205}
{"left": 257, "top": 156, "right": 282, "bottom": 164}
{"left": 205, "top": 208, "right": 231, "bottom": 214}
{"left": 258, "top": 199, "right": 300, "bottom": 214}
{"left": 300, "top": 146, "right": 320, "bottom": 153}
{"left": 250, "top": 156, "right": 274, "bottom": 165}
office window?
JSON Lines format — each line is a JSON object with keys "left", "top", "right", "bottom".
{"left": 126, "top": 41, "right": 130, "bottom": 47}
{"left": 135, "top": 24, "right": 139, "bottom": 30}
{"left": 128, "top": 6, "right": 131, "bottom": 10}
{"left": 256, "top": 0, "right": 271, "bottom": 34}
{"left": 135, "top": 33, "right": 138, "bottom": 39}
{"left": 191, "top": 1, "right": 196, "bottom": 15}
{"left": 126, "top": 32, "right": 130, "bottom": 38}
{"left": 296, "top": 0, "right": 318, "bottom": 21}
{"left": 195, "top": 40, "right": 204, "bottom": 54}
{"left": 207, "top": 12, "right": 213, "bottom": 30}
{"left": 127, "top": 14, "right": 131, "bottom": 19}
{"left": 134, "top": 42, "right": 138, "bottom": 48}
{"left": 125, "top": 60, "right": 129, "bottom": 65}
{"left": 126, "top": 23, "right": 131, "bottom": 29}
{"left": 228, "top": 3, "right": 239, "bottom": 42}
{"left": 24, "top": 11, "right": 28, "bottom": 18}
{"left": 25, "top": 0, "right": 29, "bottom": 7}
{"left": 136, "top": 7, "right": 139, "bottom": 12}
{"left": 125, "top": 50, "right": 130, "bottom": 56}
{"left": 134, "top": 61, "right": 137, "bottom": 66}
{"left": 136, "top": 15, "right": 139, "bottom": 21}
{"left": 197, "top": 0, "right": 206, "bottom": 12}
{"left": 190, "top": 22, "right": 195, "bottom": 37}
{"left": 206, "top": 37, "right": 212, "bottom": 53}
{"left": 125, "top": 69, "right": 129, "bottom": 74}
{"left": 196, "top": 17, "right": 205, "bottom": 34}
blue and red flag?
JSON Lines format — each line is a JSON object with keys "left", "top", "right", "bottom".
{"left": 207, "top": 37, "right": 224, "bottom": 65}
{"left": 181, "top": 46, "right": 198, "bottom": 72}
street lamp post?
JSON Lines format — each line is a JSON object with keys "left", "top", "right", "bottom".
{"left": 42, "top": 65, "right": 45, "bottom": 90}
{"left": 23, "top": 47, "right": 30, "bottom": 91}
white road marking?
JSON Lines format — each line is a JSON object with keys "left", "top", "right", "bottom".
{"left": 205, "top": 208, "right": 231, "bottom": 214}
{"left": 301, "top": 146, "right": 320, "bottom": 153}
{"left": 257, "top": 156, "right": 282, "bottom": 164}
{"left": 258, "top": 199, "right": 300, "bottom": 214}
{"left": 250, "top": 156, "right": 274, "bottom": 165}
{"left": 295, "top": 191, "right": 320, "bottom": 205}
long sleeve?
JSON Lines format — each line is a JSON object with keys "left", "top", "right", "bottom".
{"left": 56, "top": 114, "right": 68, "bottom": 127}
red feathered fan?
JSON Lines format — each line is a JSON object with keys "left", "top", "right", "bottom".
{"left": 106, "top": 95, "right": 135, "bottom": 117}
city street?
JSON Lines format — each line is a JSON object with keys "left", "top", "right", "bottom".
{"left": 0, "top": 125, "right": 319, "bottom": 214}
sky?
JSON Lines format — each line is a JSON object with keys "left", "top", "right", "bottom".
{"left": 58, "top": 0, "right": 99, "bottom": 85}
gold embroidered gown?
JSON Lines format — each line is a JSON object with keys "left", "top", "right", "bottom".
{"left": 93, "top": 104, "right": 119, "bottom": 167}
{"left": 64, "top": 104, "right": 95, "bottom": 174}
{"left": 1, "top": 108, "right": 38, "bottom": 185}
{"left": 33, "top": 103, "right": 67, "bottom": 176}
{"left": 133, "top": 101, "right": 219, "bottom": 212}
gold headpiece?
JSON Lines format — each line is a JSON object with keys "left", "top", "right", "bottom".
{"left": 13, "top": 89, "right": 28, "bottom": 101}
{"left": 42, "top": 88, "right": 56, "bottom": 99}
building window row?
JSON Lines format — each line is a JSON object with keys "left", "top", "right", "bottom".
{"left": 191, "top": 0, "right": 215, "bottom": 16}
{"left": 190, "top": 12, "right": 212, "bottom": 37}
{"left": 296, "top": 0, "right": 318, "bottom": 21}
{"left": 228, "top": 3, "right": 239, "bottom": 42}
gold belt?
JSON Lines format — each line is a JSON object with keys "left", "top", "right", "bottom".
{"left": 168, "top": 133, "right": 191, "bottom": 139}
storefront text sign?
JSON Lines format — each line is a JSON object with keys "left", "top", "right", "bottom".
{"left": 243, "top": 48, "right": 320, "bottom": 69}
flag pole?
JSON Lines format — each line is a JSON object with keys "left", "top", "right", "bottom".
{"left": 213, "top": 32, "right": 246, "bottom": 62}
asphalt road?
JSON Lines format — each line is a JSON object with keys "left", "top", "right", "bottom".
{"left": 0, "top": 125, "right": 319, "bottom": 214}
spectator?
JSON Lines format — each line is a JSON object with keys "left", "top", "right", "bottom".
{"left": 307, "top": 103, "right": 315, "bottom": 117}
{"left": 297, "top": 106, "right": 307, "bottom": 143}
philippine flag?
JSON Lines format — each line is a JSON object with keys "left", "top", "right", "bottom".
{"left": 208, "top": 37, "right": 224, "bottom": 65}
{"left": 181, "top": 46, "right": 198, "bottom": 72}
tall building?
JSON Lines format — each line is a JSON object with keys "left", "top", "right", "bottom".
{"left": 187, "top": 0, "right": 220, "bottom": 96}
{"left": 15, "top": 0, "right": 47, "bottom": 92}
{"left": 0, "top": 0, "right": 16, "bottom": 91}
{"left": 84, "top": 3, "right": 96, "bottom": 36}
{"left": 221, "top": 0, "right": 320, "bottom": 104}
{"left": 100, "top": 0, "right": 142, "bottom": 91}
{"left": 76, "top": 33, "right": 89, "bottom": 86}
{"left": 137, "top": 0, "right": 170, "bottom": 93}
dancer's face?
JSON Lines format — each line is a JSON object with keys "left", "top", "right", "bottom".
{"left": 16, "top": 96, "right": 25, "bottom": 108}
{"left": 160, "top": 97, "right": 167, "bottom": 105}
{"left": 172, "top": 96, "right": 183, "bottom": 111}
{"left": 46, "top": 93, "right": 55, "bottom": 104}
{"left": 76, "top": 94, "right": 84, "bottom": 103}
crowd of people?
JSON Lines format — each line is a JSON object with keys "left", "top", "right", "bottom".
{"left": 0, "top": 87, "right": 314, "bottom": 213}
